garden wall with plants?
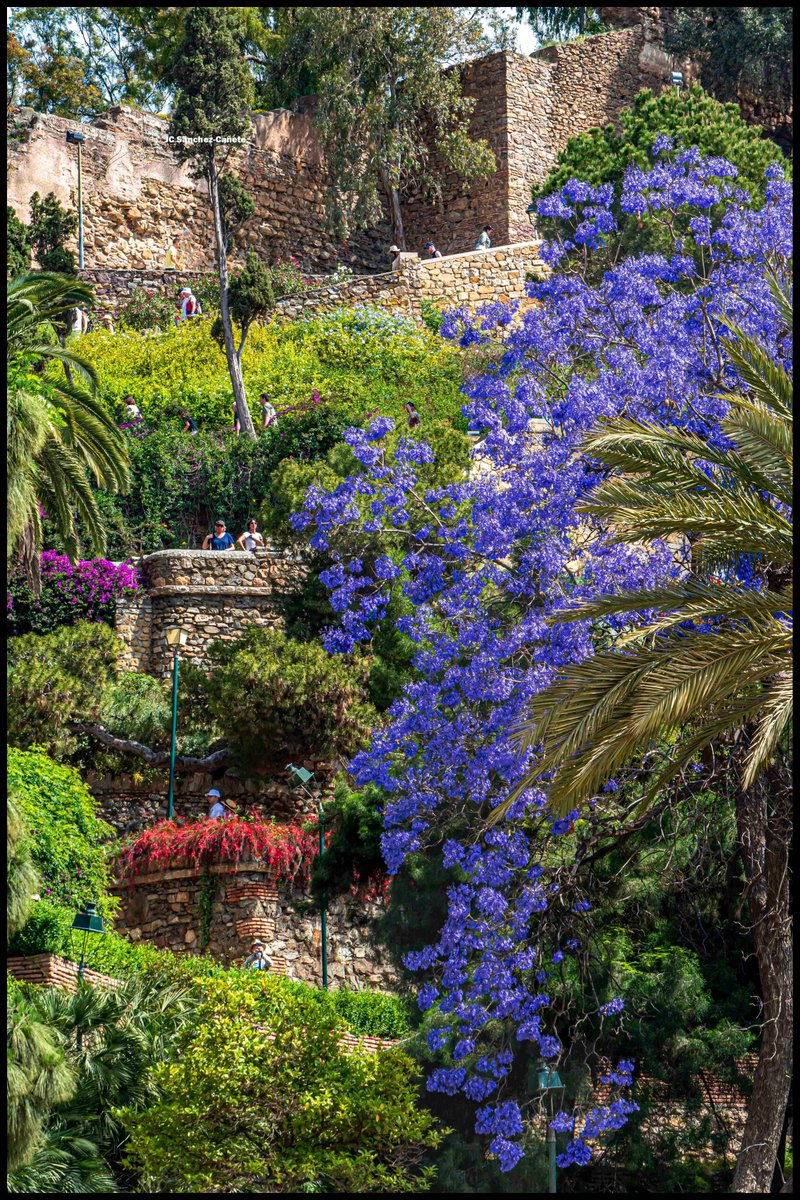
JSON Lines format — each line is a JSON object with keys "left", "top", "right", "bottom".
{"left": 110, "top": 818, "right": 394, "bottom": 989}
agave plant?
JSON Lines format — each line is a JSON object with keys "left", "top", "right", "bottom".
{"left": 498, "top": 287, "right": 792, "bottom": 818}
{"left": 7, "top": 272, "right": 129, "bottom": 587}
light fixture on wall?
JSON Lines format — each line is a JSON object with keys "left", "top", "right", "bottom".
{"left": 65, "top": 130, "right": 85, "bottom": 268}
{"left": 670, "top": 69, "right": 684, "bottom": 90}
{"left": 164, "top": 626, "right": 190, "bottom": 820}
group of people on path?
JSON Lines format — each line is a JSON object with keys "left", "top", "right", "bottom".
{"left": 390, "top": 225, "right": 494, "bottom": 266}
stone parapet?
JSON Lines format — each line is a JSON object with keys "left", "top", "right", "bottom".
{"left": 7, "top": 953, "right": 119, "bottom": 992}
{"left": 115, "top": 548, "right": 306, "bottom": 675}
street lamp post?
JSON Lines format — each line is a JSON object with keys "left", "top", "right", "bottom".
{"left": 65, "top": 130, "right": 85, "bottom": 268}
{"left": 286, "top": 763, "right": 328, "bottom": 990}
{"left": 70, "top": 902, "right": 105, "bottom": 1053}
{"left": 164, "top": 626, "right": 190, "bottom": 820}
{"left": 534, "top": 1063, "right": 566, "bottom": 1193}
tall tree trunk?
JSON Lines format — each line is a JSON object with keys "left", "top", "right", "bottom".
{"left": 207, "top": 157, "right": 257, "bottom": 441}
{"left": 378, "top": 162, "right": 406, "bottom": 250}
{"left": 732, "top": 764, "right": 793, "bottom": 1193}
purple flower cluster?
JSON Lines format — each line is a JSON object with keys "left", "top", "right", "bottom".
{"left": 293, "top": 150, "right": 792, "bottom": 1167}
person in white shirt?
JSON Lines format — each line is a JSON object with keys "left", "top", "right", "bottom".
{"left": 122, "top": 395, "right": 142, "bottom": 420}
{"left": 71, "top": 307, "right": 89, "bottom": 335}
{"left": 259, "top": 393, "right": 277, "bottom": 429}
{"left": 237, "top": 518, "right": 265, "bottom": 552}
{"left": 475, "top": 225, "right": 493, "bottom": 250}
{"left": 207, "top": 788, "right": 225, "bottom": 819}
{"left": 178, "top": 287, "right": 202, "bottom": 320}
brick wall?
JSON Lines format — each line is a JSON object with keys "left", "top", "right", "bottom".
{"left": 7, "top": 953, "right": 119, "bottom": 992}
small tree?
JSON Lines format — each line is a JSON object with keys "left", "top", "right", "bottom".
{"left": 169, "top": 8, "right": 258, "bottom": 440}
{"left": 7, "top": 205, "right": 31, "bottom": 280}
{"left": 28, "top": 191, "right": 77, "bottom": 275}
{"left": 263, "top": 7, "right": 500, "bottom": 249}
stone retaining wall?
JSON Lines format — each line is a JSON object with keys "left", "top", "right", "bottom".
{"left": 116, "top": 547, "right": 306, "bottom": 675}
{"left": 88, "top": 759, "right": 334, "bottom": 836}
{"left": 111, "top": 861, "right": 396, "bottom": 991}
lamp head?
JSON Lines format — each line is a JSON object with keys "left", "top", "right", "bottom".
{"left": 71, "top": 902, "right": 105, "bottom": 935}
{"left": 165, "top": 625, "right": 190, "bottom": 648}
{"left": 286, "top": 763, "right": 314, "bottom": 786}
{"left": 66, "top": 130, "right": 85, "bottom": 145}
{"left": 670, "top": 69, "right": 684, "bottom": 88}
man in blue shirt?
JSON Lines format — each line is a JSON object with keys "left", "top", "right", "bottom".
{"left": 202, "top": 520, "right": 236, "bottom": 550}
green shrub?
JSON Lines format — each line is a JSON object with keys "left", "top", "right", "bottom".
{"left": 7, "top": 749, "right": 118, "bottom": 920}
{"left": 116, "top": 286, "right": 178, "bottom": 332}
{"left": 7, "top": 622, "right": 122, "bottom": 756}
{"left": 200, "top": 627, "right": 380, "bottom": 770}
{"left": 79, "top": 304, "right": 465, "bottom": 432}
{"left": 120, "top": 973, "right": 443, "bottom": 1192}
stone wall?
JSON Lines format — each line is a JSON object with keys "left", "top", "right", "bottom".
{"left": 116, "top": 547, "right": 305, "bottom": 675}
{"left": 111, "top": 861, "right": 396, "bottom": 991}
{"left": 8, "top": 36, "right": 678, "bottom": 278}
{"left": 86, "top": 240, "right": 547, "bottom": 324}
{"left": 7, "top": 953, "right": 119, "bottom": 992}
{"left": 88, "top": 758, "right": 333, "bottom": 836}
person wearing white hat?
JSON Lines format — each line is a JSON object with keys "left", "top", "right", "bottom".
{"left": 178, "top": 286, "right": 202, "bottom": 321}
{"left": 207, "top": 788, "right": 225, "bottom": 820}
{"left": 389, "top": 244, "right": 401, "bottom": 270}
{"left": 243, "top": 939, "right": 273, "bottom": 971}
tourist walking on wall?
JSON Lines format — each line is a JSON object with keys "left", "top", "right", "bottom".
{"left": 475, "top": 225, "right": 493, "bottom": 250}
{"left": 243, "top": 940, "right": 273, "bottom": 971}
{"left": 164, "top": 235, "right": 183, "bottom": 271}
{"left": 202, "top": 520, "right": 236, "bottom": 551}
{"left": 259, "top": 393, "right": 277, "bottom": 429}
{"left": 237, "top": 518, "right": 264, "bottom": 552}
{"left": 424, "top": 241, "right": 442, "bottom": 259}
{"left": 178, "top": 286, "right": 202, "bottom": 320}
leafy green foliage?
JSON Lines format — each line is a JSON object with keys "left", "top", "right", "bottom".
{"left": 120, "top": 973, "right": 443, "bottom": 1192}
{"left": 6, "top": 748, "right": 118, "bottom": 920}
{"left": 7, "top": 204, "right": 31, "bottom": 280}
{"left": 259, "top": 8, "right": 499, "bottom": 247}
{"left": 312, "top": 780, "right": 386, "bottom": 906}
{"left": 198, "top": 627, "right": 379, "bottom": 771}
{"left": 7, "top": 791, "right": 40, "bottom": 941}
{"left": 116, "top": 285, "right": 177, "bottom": 333}
{"left": 664, "top": 7, "right": 793, "bottom": 114}
{"left": 533, "top": 84, "right": 789, "bottom": 269}
{"left": 79, "top": 306, "right": 464, "bottom": 432}
{"left": 28, "top": 191, "right": 77, "bottom": 276}
{"left": 7, "top": 621, "right": 121, "bottom": 756}
{"left": 516, "top": 6, "right": 604, "bottom": 40}
{"left": 7, "top": 984, "right": 76, "bottom": 1173}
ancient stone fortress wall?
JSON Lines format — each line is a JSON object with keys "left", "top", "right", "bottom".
{"left": 110, "top": 859, "right": 396, "bottom": 991}
{"left": 82, "top": 240, "right": 548, "bottom": 322}
{"left": 116, "top": 547, "right": 305, "bottom": 676}
{"left": 8, "top": 29, "right": 676, "bottom": 277}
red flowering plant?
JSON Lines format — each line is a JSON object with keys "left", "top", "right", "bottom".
{"left": 117, "top": 816, "right": 320, "bottom": 887}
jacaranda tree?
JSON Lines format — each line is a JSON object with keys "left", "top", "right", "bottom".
{"left": 293, "top": 145, "right": 792, "bottom": 1176}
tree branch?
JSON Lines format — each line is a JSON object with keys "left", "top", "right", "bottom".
{"left": 67, "top": 721, "right": 230, "bottom": 769}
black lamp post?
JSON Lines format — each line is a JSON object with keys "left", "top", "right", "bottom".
{"left": 286, "top": 762, "right": 328, "bottom": 990}
{"left": 70, "top": 902, "right": 106, "bottom": 1053}
{"left": 65, "top": 130, "right": 85, "bottom": 268}
{"left": 535, "top": 1063, "right": 566, "bottom": 1193}
{"left": 164, "top": 625, "right": 190, "bottom": 820}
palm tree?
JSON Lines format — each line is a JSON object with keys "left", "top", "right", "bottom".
{"left": 7, "top": 272, "right": 130, "bottom": 587}
{"left": 498, "top": 294, "right": 792, "bottom": 1195}
{"left": 6, "top": 987, "right": 76, "bottom": 1173}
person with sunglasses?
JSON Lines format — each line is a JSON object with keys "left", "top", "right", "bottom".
{"left": 202, "top": 520, "right": 236, "bottom": 550}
